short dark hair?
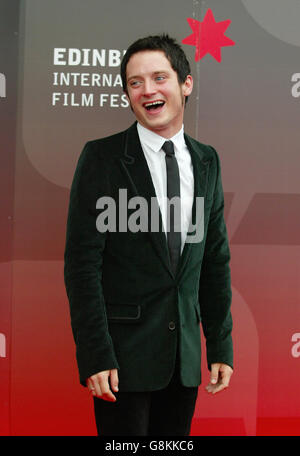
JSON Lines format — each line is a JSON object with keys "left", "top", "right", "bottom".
{"left": 120, "top": 34, "right": 191, "bottom": 101}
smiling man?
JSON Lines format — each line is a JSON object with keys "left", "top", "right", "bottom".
{"left": 64, "top": 34, "right": 233, "bottom": 436}
{"left": 125, "top": 49, "right": 192, "bottom": 138}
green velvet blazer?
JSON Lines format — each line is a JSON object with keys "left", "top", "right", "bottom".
{"left": 64, "top": 122, "right": 233, "bottom": 391}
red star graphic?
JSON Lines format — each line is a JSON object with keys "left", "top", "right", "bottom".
{"left": 182, "top": 8, "right": 235, "bottom": 62}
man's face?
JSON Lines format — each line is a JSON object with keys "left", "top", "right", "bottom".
{"left": 125, "top": 50, "right": 193, "bottom": 138}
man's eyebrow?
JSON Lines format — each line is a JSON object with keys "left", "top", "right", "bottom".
{"left": 153, "top": 70, "right": 169, "bottom": 74}
{"left": 127, "top": 70, "right": 169, "bottom": 82}
{"left": 127, "top": 75, "right": 140, "bottom": 82}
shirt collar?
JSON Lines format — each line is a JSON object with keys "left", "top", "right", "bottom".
{"left": 137, "top": 122, "right": 185, "bottom": 153}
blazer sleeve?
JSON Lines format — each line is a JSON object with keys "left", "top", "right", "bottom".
{"left": 64, "top": 141, "right": 120, "bottom": 386}
{"left": 199, "top": 146, "right": 233, "bottom": 371}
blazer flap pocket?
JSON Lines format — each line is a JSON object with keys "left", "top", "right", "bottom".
{"left": 106, "top": 303, "right": 141, "bottom": 322}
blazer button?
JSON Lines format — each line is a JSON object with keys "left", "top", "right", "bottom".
{"left": 168, "top": 321, "right": 176, "bottom": 331}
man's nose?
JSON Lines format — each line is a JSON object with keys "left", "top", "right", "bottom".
{"left": 143, "top": 79, "right": 156, "bottom": 96}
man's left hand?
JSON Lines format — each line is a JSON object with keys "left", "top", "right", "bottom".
{"left": 205, "top": 363, "right": 233, "bottom": 394}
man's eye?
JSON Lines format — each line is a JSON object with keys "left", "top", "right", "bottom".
{"left": 130, "top": 81, "right": 141, "bottom": 87}
{"left": 155, "top": 76, "right": 165, "bottom": 81}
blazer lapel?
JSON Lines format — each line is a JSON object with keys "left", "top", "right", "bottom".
{"left": 176, "top": 134, "right": 212, "bottom": 279}
{"left": 119, "top": 122, "right": 173, "bottom": 276}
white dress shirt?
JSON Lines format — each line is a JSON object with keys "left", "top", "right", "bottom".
{"left": 137, "top": 122, "right": 194, "bottom": 252}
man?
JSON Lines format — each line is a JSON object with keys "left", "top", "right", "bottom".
{"left": 64, "top": 34, "right": 233, "bottom": 436}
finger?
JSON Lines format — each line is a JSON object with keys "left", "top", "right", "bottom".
{"left": 205, "top": 381, "right": 225, "bottom": 394}
{"left": 219, "top": 365, "right": 233, "bottom": 387}
{"left": 206, "top": 383, "right": 227, "bottom": 394}
{"left": 206, "top": 375, "right": 230, "bottom": 394}
{"left": 110, "top": 369, "right": 119, "bottom": 392}
{"left": 87, "top": 378, "right": 98, "bottom": 397}
{"left": 101, "top": 390, "right": 117, "bottom": 401}
{"left": 98, "top": 375, "right": 117, "bottom": 402}
{"left": 90, "top": 373, "right": 106, "bottom": 398}
{"left": 210, "top": 364, "right": 220, "bottom": 384}
{"left": 94, "top": 380, "right": 103, "bottom": 398}
{"left": 221, "top": 372, "right": 231, "bottom": 388}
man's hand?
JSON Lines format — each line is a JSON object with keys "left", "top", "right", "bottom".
{"left": 205, "top": 363, "right": 233, "bottom": 394}
{"left": 87, "top": 369, "right": 119, "bottom": 401}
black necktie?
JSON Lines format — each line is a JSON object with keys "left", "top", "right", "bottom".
{"left": 162, "top": 140, "right": 181, "bottom": 275}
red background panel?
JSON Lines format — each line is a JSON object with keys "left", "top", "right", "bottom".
{"left": 1, "top": 0, "right": 300, "bottom": 436}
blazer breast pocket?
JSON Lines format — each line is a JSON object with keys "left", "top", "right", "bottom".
{"left": 106, "top": 303, "right": 141, "bottom": 324}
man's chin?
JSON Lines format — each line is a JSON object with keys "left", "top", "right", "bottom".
{"left": 140, "top": 119, "right": 167, "bottom": 132}
{"left": 141, "top": 113, "right": 168, "bottom": 127}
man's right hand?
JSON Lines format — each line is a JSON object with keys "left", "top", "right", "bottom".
{"left": 87, "top": 369, "right": 119, "bottom": 401}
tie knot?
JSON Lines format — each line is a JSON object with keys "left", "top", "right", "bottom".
{"left": 162, "top": 140, "right": 175, "bottom": 157}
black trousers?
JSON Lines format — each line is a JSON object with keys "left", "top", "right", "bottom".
{"left": 93, "top": 349, "right": 199, "bottom": 436}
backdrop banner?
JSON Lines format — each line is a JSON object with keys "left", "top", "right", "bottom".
{"left": 1, "top": 0, "right": 300, "bottom": 436}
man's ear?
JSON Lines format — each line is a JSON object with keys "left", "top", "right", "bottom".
{"left": 182, "top": 75, "right": 193, "bottom": 97}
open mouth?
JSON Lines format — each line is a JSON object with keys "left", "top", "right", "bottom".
{"left": 143, "top": 100, "right": 165, "bottom": 111}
